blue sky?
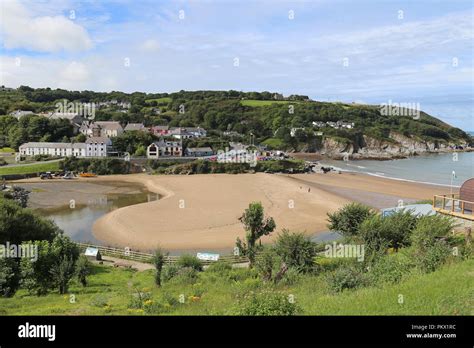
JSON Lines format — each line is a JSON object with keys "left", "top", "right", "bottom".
{"left": 0, "top": 0, "right": 473, "bottom": 130}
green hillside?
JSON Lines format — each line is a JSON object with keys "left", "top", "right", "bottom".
{"left": 0, "top": 87, "right": 471, "bottom": 152}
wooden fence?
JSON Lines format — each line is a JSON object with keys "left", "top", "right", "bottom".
{"left": 76, "top": 242, "right": 250, "bottom": 265}
{"left": 433, "top": 194, "right": 474, "bottom": 221}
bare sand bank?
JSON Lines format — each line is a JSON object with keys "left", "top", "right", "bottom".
{"left": 88, "top": 172, "right": 447, "bottom": 251}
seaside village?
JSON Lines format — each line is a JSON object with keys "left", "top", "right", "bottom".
{"left": 15, "top": 106, "right": 277, "bottom": 162}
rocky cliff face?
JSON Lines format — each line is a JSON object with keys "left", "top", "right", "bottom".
{"left": 319, "top": 132, "right": 468, "bottom": 160}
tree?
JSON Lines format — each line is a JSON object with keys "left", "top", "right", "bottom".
{"left": 75, "top": 255, "right": 91, "bottom": 287}
{"left": 152, "top": 248, "right": 166, "bottom": 287}
{"left": 236, "top": 202, "right": 276, "bottom": 267}
{"left": 0, "top": 198, "right": 60, "bottom": 245}
{"left": 327, "top": 203, "right": 375, "bottom": 239}
{"left": 0, "top": 258, "right": 20, "bottom": 297}
{"left": 50, "top": 256, "right": 76, "bottom": 294}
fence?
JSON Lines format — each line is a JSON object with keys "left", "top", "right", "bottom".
{"left": 76, "top": 242, "right": 250, "bottom": 265}
{"left": 433, "top": 194, "right": 474, "bottom": 221}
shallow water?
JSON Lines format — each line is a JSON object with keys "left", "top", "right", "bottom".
{"left": 321, "top": 152, "right": 473, "bottom": 187}
{"left": 30, "top": 182, "right": 159, "bottom": 244}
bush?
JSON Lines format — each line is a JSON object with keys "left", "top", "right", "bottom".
{"left": 0, "top": 158, "right": 7, "bottom": 166}
{"left": 171, "top": 267, "right": 199, "bottom": 285}
{"left": 161, "top": 264, "right": 180, "bottom": 282}
{"left": 326, "top": 265, "right": 368, "bottom": 293}
{"left": 274, "top": 230, "right": 316, "bottom": 273}
{"left": 236, "top": 290, "right": 300, "bottom": 315}
{"left": 410, "top": 215, "right": 455, "bottom": 273}
{"left": 410, "top": 215, "right": 454, "bottom": 249}
{"left": 359, "top": 211, "right": 418, "bottom": 253}
{"left": 279, "top": 267, "right": 302, "bottom": 286}
{"left": 413, "top": 241, "right": 452, "bottom": 273}
{"left": 368, "top": 254, "right": 411, "bottom": 285}
{"left": 327, "top": 203, "right": 375, "bottom": 238}
{"left": 177, "top": 254, "right": 203, "bottom": 272}
{"left": 206, "top": 260, "right": 232, "bottom": 274}
{"left": 90, "top": 294, "right": 109, "bottom": 307}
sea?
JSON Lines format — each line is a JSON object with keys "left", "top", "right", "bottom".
{"left": 321, "top": 151, "right": 474, "bottom": 187}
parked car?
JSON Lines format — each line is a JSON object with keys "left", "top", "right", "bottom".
{"left": 40, "top": 172, "right": 53, "bottom": 180}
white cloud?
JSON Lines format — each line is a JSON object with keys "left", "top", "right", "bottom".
{"left": 0, "top": 0, "right": 92, "bottom": 52}
{"left": 139, "top": 39, "right": 160, "bottom": 52}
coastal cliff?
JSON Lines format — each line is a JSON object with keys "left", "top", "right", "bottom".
{"left": 318, "top": 132, "right": 470, "bottom": 160}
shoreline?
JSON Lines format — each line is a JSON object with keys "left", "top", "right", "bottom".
{"left": 90, "top": 172, "right": 445, "bottom": 252}
{"left": 12, "top": 171, "right": 450, "bottom": 253}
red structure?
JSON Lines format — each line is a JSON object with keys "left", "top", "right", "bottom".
{"left": 460, "top": 178, "right": 474, "bottom": 211}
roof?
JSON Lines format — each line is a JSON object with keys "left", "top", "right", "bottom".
{"left": 150, "top": 139, "right": 182, "bottom": 148}
{"left": 19, "top": 142, "right": 86, "bottom": 149}
{"left": 186, "top": 147, "right": 213, "bottom": 152}
{"left": 84, "top": 247, "right": 100, "bottom": 257}
{"left": 152, "top": 125, "right": 169, "bottom": 130}
{"left": 93, "top": 121, "right": 123, "bottom": 131}
{"left": 86, "top": 137, "right": 112, "bottom": 144}
{"left": 124, "top": 123, "right": 145, "bottom": 131}
{"left": 381, "top": 204, "right": 436, "bottom": 217}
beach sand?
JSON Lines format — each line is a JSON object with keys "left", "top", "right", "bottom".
{"left": 87, "top": 172, "right": 447, "bottom": 251}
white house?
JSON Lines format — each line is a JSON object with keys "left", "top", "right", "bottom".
{"left": 19, "top": 142, "right": 86, "bottom": 157}
{"left": 10, "top": 110, "right": 34, "bottom": 119}
{"left": 85, "top": 137, "right": 112, "bottom": 157}
{"left": 169, "top": 127, "right": 207, "bottom": 140}
{"left": 147, "top": 139, "right": 182, "bottom": 158}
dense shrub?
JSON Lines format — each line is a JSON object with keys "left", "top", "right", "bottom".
{"left": 206, "top": 260, "right": 232, "bottom": 274}
{"left": 161, "top": 264, "right": 180, "bottom": 282}
{"left": 327, "top": 203, "right": 375, "bottom": 238}
{"left": 410, "top": 215, "right": 455, "bottom": 273}
{"left": 368, "top": 254, "right": 411, "bottom": 285}
{"left": 0, "top": 258, "right": 20, "bottom": 297}
{"left": 171, "top": 267, "right": 199, "bottom": 285}
{"left": 326, "top": 265, "right": 368, "bottom": 293}
{"left": 236, "top": 290, "right": 300, "bottom": 315}
{"left": 274, "top": 230, "right": 317, "bottom": 273}
{"left": 359, "top": 211, "right": 418, "bottom": 253}
{"left": 177, "top": 254, "right": 203, "bottom": 272}
{"left": 60, "top": 157, "right": 130, "bottom": 175}
{"left": 413, "top": 241, "right": 452, "bottom": 273}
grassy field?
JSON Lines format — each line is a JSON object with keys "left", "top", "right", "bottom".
{"left": 0, "top": 161, "right": 60, "bottom": 175}
{"left": 0, "top": 147, "right": 15, "bottom": 153}
{"left": 145, "top": 97, "right": 172, "bottom": 105}
{"left": 0, "top": 257, "right": 471, "bottom": 315}
{"left": 240, "top": 100, "right": 296, "bottom": 107}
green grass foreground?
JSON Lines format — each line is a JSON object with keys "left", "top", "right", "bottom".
{"left": 0, "top": 161, "right": 60, "bottom": 175}
{"left": 0, "top": 258, "right": 471, "bottom": 315}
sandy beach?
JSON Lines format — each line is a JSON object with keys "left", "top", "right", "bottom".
{"left": 86, "top": 172, "right": 446, "bottom": 251}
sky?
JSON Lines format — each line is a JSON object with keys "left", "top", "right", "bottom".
{"left": 0, "top": 0, "right": 473, "bottom": 130}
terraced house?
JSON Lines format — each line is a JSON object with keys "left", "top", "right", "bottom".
{"left": 19, "top": 142, "right": 86, "bottom": 157}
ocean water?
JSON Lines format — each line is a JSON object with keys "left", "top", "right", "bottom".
{"left": 321, "top": 152, "right": 474, "bottom": 187}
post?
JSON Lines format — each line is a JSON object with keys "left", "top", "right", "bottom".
{"left": 465, "top": 227, "right": 472, "bottom": 246}
{"left": 442, "top": 195, "right": 446, "bottom": 210}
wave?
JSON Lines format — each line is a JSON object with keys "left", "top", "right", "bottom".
{"left": 365, "top": 172, "right": 461, "bottom": 188}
